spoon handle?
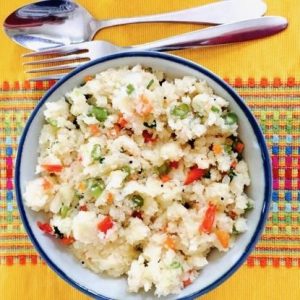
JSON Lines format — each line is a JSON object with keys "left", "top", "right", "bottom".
{"left": 132, "top": 17, "right": 288, "bottom": 52}
{"left": 97, "top": 0, "right": 266, "bottom": 29}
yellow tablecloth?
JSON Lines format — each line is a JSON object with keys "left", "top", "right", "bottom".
{"left": 0, "top": 1, "right": 300, "bottom": 299}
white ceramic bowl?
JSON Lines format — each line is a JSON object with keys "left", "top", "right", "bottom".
{"left": 15, "top": 52, "right": 271, "bottom": 300}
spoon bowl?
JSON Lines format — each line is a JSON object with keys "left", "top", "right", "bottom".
{"left": 4, "top": 0, "right": 267, "bottom": 51}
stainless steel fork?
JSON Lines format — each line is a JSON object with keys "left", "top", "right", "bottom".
{"left": 23, "top": 16, "right": 288, "bottom": 81}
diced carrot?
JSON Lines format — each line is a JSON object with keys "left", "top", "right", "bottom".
{"left": 97, "top": 216, "right": 113, "bottom": 233}
{"left": 114, "top": 124, "right": 121, "bottom": 134}
{"left": 84, "top": 75, "right": 94, "bottom": 82}
{"left": 231, "top": 160, "right": 238, "bottom": 168}
{"left": 136, "top": 95, "right": 153, "bottom": 116}
{"left": 215, "top": 229, "right": 230, "bottom": 248}
{"left": 235, "top": 142, "right": 245, "bottom": 153}
{"left": 78, "top": 182, "right": 86, "bottom": 192}
{"left": 199, "top": 203, "right": 217, "bottom": 234}
{"left": 88, "top": 124, "right": 100, "bottom": 136}
{"left": 161, "top": 174, "right": 171, "bottom": 183}
{"left": 183, "top": 278, "right": 192, "bottom": 288}
{"left": 184, "top": 167, "right": 205, "bottom": 185}
{"left": 60, "top": 236, "right": 75, "bottom": 245}
{"left": 161, "top": 225, "right": 168, "bottom": 233}
{"left": 142, "top": 130, "right": 157, "bottom": 143}
{"left": 227, "top": 210, "right": 237, "bottom": 220}
{"left": 37, "top": 221, "right": 53, "bottom": 234}
{"left": 169, "top": 161, "right": 179, "bottom": 169}
{"left": 165, "top": 236, "right": 176, "bottom": 250}
{"left": 79, "top": 205, "right": 88, "bottom": 211}
{"left": 41, "top": 164, "right": 63, "bottom": 173}
{"left": 117, "top": 114, "right": 128, "bottom": 128}
{"left": 212, "top": 144, "right": 222, "bottom": 155}
{"left": 107, "top": 193, "right": 114, "bottom": 204}
{"left": 42, "top": 178, "right": 52, "bottom": 190}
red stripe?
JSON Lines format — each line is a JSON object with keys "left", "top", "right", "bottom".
{"left": 273, "top": 77, "right": 282, "bottom": 87}
{"left": 6, "top": 256, "right": 13, "bottom": 265}
{"left": 6, "top": 168, "right": 13, "bottom": 178}
{"left": 31, "top": 255, "right": 38, "bottom": 264}
{"left": 19, "top": 255, "right": 26, "bottom": 265}
{"left": 273, "top": 258, "right": 280, "bottom": 268}
{"left": 260, "top": 77, "right": 269, "bottom": 87}
{"left": 247, "top": 257, "right": 254, "bottom": 267}
{"left": 259, "top": 257, "right": 267, "bottom": 267}
{"left": 285, "top": 257, "right": 293, "bottom": 268}
{"left": 285, "top": 168, "right": 292, "bottom": 180}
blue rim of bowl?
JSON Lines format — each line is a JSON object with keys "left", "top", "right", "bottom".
{"left": 15, "top": 51, "right": 272, "bottom": 300}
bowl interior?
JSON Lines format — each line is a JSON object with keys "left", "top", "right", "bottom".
{"left": 15, "top": 52, "right": 271, "bottom": 300}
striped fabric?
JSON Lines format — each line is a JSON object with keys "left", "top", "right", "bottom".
{"left": 0, "top": 78, "right": 299, "bottom": 268}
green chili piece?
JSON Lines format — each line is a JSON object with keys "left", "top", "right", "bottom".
{"left": 147, "top": 79, "right": 154, "bottom": 89}
{"left": 121, "top": 165, "right": 131, "bottom": 178}
{"left": 59, "top": 206, "right": 70, "bottom": 218}
{"left": 143, "top": 120, "right": 157, "bottom": 128}
{"left": 170, "top": 261, "right": 182, "bottom": 269}
{"left": 46, "top": 118, "right": 58, "bottom": 127}
{"left": 90, "top": 106, "right": 109, "bottom": 122}
{"left": 225, "top": 112, "right": 238, "bottom": 125}
{"left": 211, "top": 106, "right": 220, "bottom": 113}
{"left": 171, "top": 103, "right": 190, "bottom": 119}
{"left": 127, "top": 84, "right": 135, "bottom": 95}
{"left": 131, "top": 195, "right": 144, "bottom": 208}
{"left": 156, "top": 163, "right": 171, "bottom": 176}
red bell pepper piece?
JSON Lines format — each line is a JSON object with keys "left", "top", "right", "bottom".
{"left": 97, "top": 216, "right": 113, "bottom": 233}
{"left": 184, "top": 167, "right": 205, "bottom": 185}
{"left": 142, "top": 130, "right": 157, "bottom": 143}
{"left": 60, "top": 236, "right": 75, "bottom": 245}
{"left": 234, "top": 142, "right": 244, "bottom": 153}
{"left": 200, "top": 204, "right": 217, "bottom": 233}
{"left": 37, "top": 221, "right": 53, "bottom": 234}
{"left": 169, "top": 161, "right": 179, "bottom": 169}
{"left": 41, "top": 164, "right": 63, "bottom": 173}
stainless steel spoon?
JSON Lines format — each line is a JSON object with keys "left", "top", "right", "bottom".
{"left": 4, "top": 0, "right": 267, "bottom": 51}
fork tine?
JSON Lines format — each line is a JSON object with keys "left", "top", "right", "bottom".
{"left": 23, "top": 54, "right": 89, "bottom": 66}
{"left": 25, "top": 62, "right": 84, "bottom": 73}
{"left": 22, "top": 44, "right": 86, "bottom": 58}
{"left": 28, "top": 74, "right": 66, "bottom": 82}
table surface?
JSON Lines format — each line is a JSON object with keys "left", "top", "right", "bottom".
{"left": 0, "top": 1, "right": 300, "bottom": 300}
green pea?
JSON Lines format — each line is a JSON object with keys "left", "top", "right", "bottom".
{"left": 131, "top": 195, "right": 144, "bottom": 208}
{"left": 88, "top": 179, "right": 105, "bottom": 198}
{"left": 127, "top": 84, "right": 135, "bottom": 95}
{"left": 170, "top": 261, "right": 182, "bottom": 269}
{"left": 245, "top": 201, "right": 254, "bottom": 212}
{"left": 171, "top": 103, "right": 190, "bottom": 119}
{"left": 90, "top": 106, "right": 109, "bottom": 122}
{"left": 121, "top": 165, "right": 131, "bottom": 178}
{"left": 224, "top": 112, "right": 238, "bottom": 125}
{"left": 232, "top": 225, "right": 239, "bottom": 235}
{"left": 224, "top": 144, "right": 232, "bottom": 154}
{"left": 91, "top": 144, "right": 102, "bottom": 161}
{"left": 59, "top": 206, "right": 70, "bottom": 218}
{"left": 156, "top": 163, "right": 171, "bottom": 176}
{"left": 46, "top": 118, "right": 58, "bottom": 127}
{"left": 211, "top": 106, "right": 220, "bottom": 113}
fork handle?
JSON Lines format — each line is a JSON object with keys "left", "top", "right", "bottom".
{"left": 98, "top": 0, "right": 266, "bottom": 28}
{"left": 131, "top": 17, "right": 288, "bottom": 52}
